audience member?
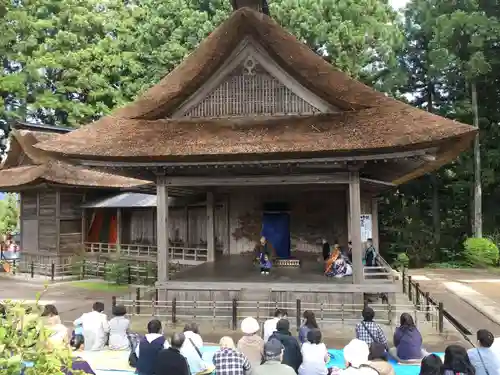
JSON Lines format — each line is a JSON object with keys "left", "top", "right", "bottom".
{"left": 467, "top": 329, "right": 500, "bottom": 375}
{"left": 298, "top": 329, "right": 329, "bottom": 375}
{"left": 238, "top": 317, "right": 265, "bottom": 368}
{"left": 213, "top": 336, "right": 251, "bottom": 375}
{"left": 299, "top": 310, "right": 319, "bottom": 344}
{"left": 389, "top": 313, "right": 427, "bottom": 362}
{"left": 355, "top": 306, "right": 388, "bottom": 347}
{"left": 73, "top": 302, "right": 110, "bottom": 351}
{"left": 135, "top": 319, "right": 169, "bottom": 375}
{"left": 264, "top": 309, "right": 288, "bottom": 342}
{"left": 442, "top": 344, "right": 475, "bottom": 375}
{"left": 181, "top": 323, "right": 215, "bottom": 375}
{"left": 269, "top": 319, "right": 303, "bottom": 372}
{"left": 184, "top": 322, "right": 204, "bottom": 348}
{"left": 368, "top": 342, "right": 395, "bottom": 375}
{"left": 254, "top": 338, "right": 297, "bottom": 375}
{"left": 41, "top": 304, "right": 69, "bottom": 348}
{"left": 108, "top": 305, "right": 130, "bottom": 351}
{"left": 154, "top": 333, "right": 190, "bottom": 375}
{"left": 419, "top": 354, "right": 442, "bottom": 375}
{"left": 341, "top": 339, "right": 379, "bottom": 375}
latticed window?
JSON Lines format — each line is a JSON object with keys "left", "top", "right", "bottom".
{"left": 183, "top": 56, "right": 322, "bottom": 118}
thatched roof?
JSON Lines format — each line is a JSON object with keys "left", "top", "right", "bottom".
{"left": 35, "top": 7, "right": 476, "bottom": 164}
{"left": 0, "top": 129, "right": 148, "bottom": 189}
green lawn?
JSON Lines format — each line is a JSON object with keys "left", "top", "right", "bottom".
{"left": 69, "top": 281, "right": 130, "bottom": 293}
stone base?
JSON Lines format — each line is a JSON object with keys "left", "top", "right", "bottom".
{"left": 274, "top": 259, "right": 301, "bottom": 268}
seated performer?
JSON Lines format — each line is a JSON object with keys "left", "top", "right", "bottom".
{"left": 325, "top": 245, "right": 352, "bottom": 278}
{"left": 324, "top": 244, "right": 340, "bottom": 275}
{"left": 255, "top": 236, "right": 275, "bottom": 260}
{"left": 260, "top": 253, "right": 272, "bottom": 275}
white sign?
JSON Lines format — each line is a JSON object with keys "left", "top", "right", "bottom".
{"left": 360, "top": 214, "right": 372, "bottom": 242}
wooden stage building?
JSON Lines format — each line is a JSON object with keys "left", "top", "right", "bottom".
{"left": 2, "top": 2, "right": 476, "bottom": 305}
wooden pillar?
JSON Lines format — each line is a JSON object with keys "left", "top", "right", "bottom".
{"left": 184, "top": 206, "right": 189, "bottom": 247}
{"left": 116, "top": 208, "right": 122, "bottom": 252}
{"left": 81, "top": 193, "right": 86, "bottom": 246}
{"left": 346, "top": 189, "right": 351, "bottom": 242}
{"left": 156, "top": 175, "right": 169, "bottom": 283}
{"left": 349, "top": 171, "right": 364, "bottom": 284}
{"left": 206, "top": 191, "right": 215, "bottom": 262}
{"left": 371, "top": 197, "right": 379, "bottom": 251}
{"left": 55, "top": 189, "right": 61, "bottom": 254}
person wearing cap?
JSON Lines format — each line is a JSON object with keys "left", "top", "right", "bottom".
{"left": 341, "top": 339, "right": 379, "bottom": 375}
{"left": 253, "top": 338, "right": 297, "bottom": 375}
{"left": 238, "top": 317, "right": 265, "bottom": 368}
{"left": 269, "top": 319, "right": 302, "bottom": 373}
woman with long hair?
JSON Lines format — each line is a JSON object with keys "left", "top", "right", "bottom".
{"left": 442, "top": 345, "right": 475, "bottom": 375}
{"left": 389, "top": 313, "right": 427, "bottom": 362}
{"left": 299, "top": 310, "right": 319, "bottom": 344}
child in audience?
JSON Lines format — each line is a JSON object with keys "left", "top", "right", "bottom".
{"left": 419, "top": 354, "right": 442, "bottom": 375}
{"left": 108, "top": 305, "right": 130, "bottom": 350}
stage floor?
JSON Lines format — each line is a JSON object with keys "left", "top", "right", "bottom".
{"left": 171, "top": 252, "right": 353, "bottom": 284}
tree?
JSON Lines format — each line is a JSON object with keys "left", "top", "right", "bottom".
{"left": 0, "top": 193, "right": 19, "bottom": 236}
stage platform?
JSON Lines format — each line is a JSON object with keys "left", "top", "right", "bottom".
{"left": 162, "top": 253, "right": 397, "bottom": 294}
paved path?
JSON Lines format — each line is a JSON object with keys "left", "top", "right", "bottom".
{"left": 410, "top": 269, "right": 500, "bottom": 338}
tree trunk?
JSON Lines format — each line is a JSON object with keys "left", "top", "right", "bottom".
{"left": 471, "top": 81, "right": 482, "bottom": 237}
{"left": 427, "top": 83, "right": 440, "bottom": 244}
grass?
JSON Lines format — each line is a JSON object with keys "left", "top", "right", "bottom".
{"left": 68, "top": 280, "right": 130, "bottom": 293}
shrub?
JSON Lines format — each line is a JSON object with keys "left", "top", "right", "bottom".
{"left": 463, "top": 237, "right": 499, "bottom": 267}
{"left": 392, "top": 252, "right": 410, "bottom": 270}
{"left": 0, "top": 296, "right": 84, "bottom": 375}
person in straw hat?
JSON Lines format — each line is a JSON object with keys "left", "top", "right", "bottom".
{"left": 238, "top": 317, "right": 265, "bottom": 368}
{"left": 340, "top": 339, "right": 379, "bottom": 375}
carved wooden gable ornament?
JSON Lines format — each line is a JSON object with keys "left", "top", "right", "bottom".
{"left": 173, "top": 38, "right": 338, "bottom": 118}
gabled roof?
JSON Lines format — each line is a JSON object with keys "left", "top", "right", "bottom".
{"left": 0, "top": 129, "right": 149, "bottom": 190}
{"left": 35, "top": 8, "right": 476, "bottom": 165}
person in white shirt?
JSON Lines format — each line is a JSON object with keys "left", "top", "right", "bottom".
{"left": 73, "top": 302, "right": 110, "bottom": 351}
{"left": 263, "top": 309, "right": 287, "bottom": 342}
{"left": 299, "top": 329, "right": 330, "bottom": 375}
{"left": 181, "top": 323, "right": 215, "bottom": 375}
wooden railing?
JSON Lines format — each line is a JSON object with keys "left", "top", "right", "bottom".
{"left": 84, "top": 242, "right": 207, "bottom": 265}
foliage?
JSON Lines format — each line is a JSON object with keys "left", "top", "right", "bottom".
{"left": 393, "top": 252, "right": 409, "bottom": 270}
{"left": 463, "top": 237, "right": 499, "bottom": 267}
{"left": 0, "top": 193, "right": 19, "bottom": 237}
{"left": 105, "top": 261, "right": 129, "bottom": 285}
{"left": 0, "top": 296, "right": 83, "bottom": 375}
{"left": 69, "top": 280, "right": 129, "bottom": 293}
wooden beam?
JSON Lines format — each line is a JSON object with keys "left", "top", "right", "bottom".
{"left": 349, "top": 171, "right": 364, "bottom": 284}
{"left": 360, "top": 177, "right": 396, "bottom": 187}
{"left": 372, "top": 198, "right": 379, "bottom": 252}
{"left": 156, "top": 175, "right": 169, "bottom": 283}
{"left": 165, "top": 173, "right": 349, "bottom": 187}
{"left": 81, "top": 192, "right": 87, "bottom": 245}
{"left": 75, "top": 148, "right": 437, "bottom": 168}
{"left": 55, "top": 189, "right": 61, "bottom": 254}
{"left": 116, "top": 208, "right": 122, "bottom": 253}
{"left": 206, "top": 191, "right": 215, "bottom": 262}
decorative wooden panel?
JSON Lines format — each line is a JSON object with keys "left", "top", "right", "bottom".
{"left": 188, "top": 207, "right": 207, "bottom": 246}
{"left": 59, "top": 233, "right": 82, "bottom": 254}
{"left": 22, "top": 219, "right": 38, "bottom": 253}
{"left": 21, "top": 192, "right": 37, "bottom": 219}
{"left": 38, "top": 191, "right": 57, "bottom": 217}
{"left": 60, "top": 192, "right": 84, "bottom": 218}
{"left": 169, "top": 207, "right": 186, "bottom": 244}
{"left": 184, "top": 56, "right": 321, "bottom": 118}
{"left": 60, "top": 219, "right": 81, "bottom": 234}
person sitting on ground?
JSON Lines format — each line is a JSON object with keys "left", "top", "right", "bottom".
{"left": 355, "top": 306, "right": 388, "bottom": 347}
{"left": 213, "top": 336, "right": 251, "bottom": 375}
{"left": 264, "top": 309, "right": 287, "bottom": 342}
{"left": 155, "top": 332, "right": 190, "bottom": 375}
{"left": 135, "top": 319, "right": 169, "bottom": 375}
{"left": 108, "top": 305, "right": 130, "bottom": 351}
{"left": 299, "top": 310, "right": 319, "bottom": 344}
{"left": 419, "top": 354, "right": 442, "bottom": 375}
{"left": 269, "top": 319, "right": 303, "bottom": 373}
{"left": 467, "top": 329, "right": 500, "bottom": 375}
{"left": 181, "top": 322, "right": 215, "bottom": 375}
{"left": 73, "top": 302, "right": 110, "bottom": 351}
{"left": 339, "top": 339, "right": 379, "bottom": 375}
{"left": 368, "top": 343, "right": 395, "bottom": 375}
{"left": 441, "top": 344, "right": 476, "bottom": 375}
{"left": 238, "top": 317, "right": 265, "bottom": 368}
{"left": 41, "top": 304, "right": 69, "bottom": 349}
{"left": 324, "top": 244, "right": 341, "bottom": 276}
{"left": 298, "top": 329, "right": 330, "bottom": 375}
{"left": 389, "top": 313, "right": 427, "bottom": 362}
{"left": 254, "top": 338, "right": 297, "bottom": 375}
